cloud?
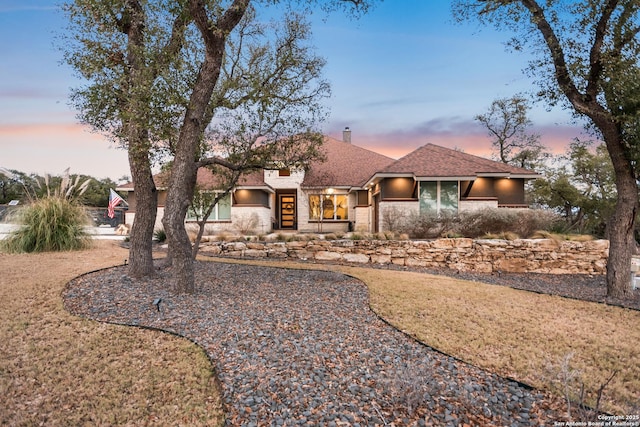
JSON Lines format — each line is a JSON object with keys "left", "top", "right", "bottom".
{"left": 326, "top": 116, "right": 589, "bottom": 160}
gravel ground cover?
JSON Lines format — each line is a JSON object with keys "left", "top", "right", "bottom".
{"left": 63, "top": 261, "right": 568, "bottom": 426}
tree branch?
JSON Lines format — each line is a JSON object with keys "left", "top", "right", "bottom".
{"left": 585, "top": 0, "right": 619, "bottom": 101}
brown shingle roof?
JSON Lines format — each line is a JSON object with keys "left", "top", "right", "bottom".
{"left": 117, "top": 168, "right": 266, "bottom": 191}
{"left": 380, "top": 143, "right": 539, "bottom": 178}
{"left": 302, "top": 136, "right": 395, "bottom": 188}
{"left": 195, "top": 168, "right": 266, "bottom": 188}
{"left": 118, "top": 141, "right": 539, "bottom": 193}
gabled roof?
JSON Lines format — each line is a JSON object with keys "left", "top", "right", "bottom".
{"left": 301, "top": 136, "right": 395, "bottom": 188}
{"left": 118, "top": 141, "right": 540, "bottom": 193}
{"left": 375, "top": 143, "right": 539, "bottom": 180}
{"left": 117, "top": 168, "right": 268, "bottom": 191}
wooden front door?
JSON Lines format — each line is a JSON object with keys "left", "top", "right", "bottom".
{"left": 279, "top": 194, "right": 296, "bottom": 229}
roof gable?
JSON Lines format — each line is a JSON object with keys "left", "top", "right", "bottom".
{"left": 381, "top": 143, "right": 538, "bottom": 178}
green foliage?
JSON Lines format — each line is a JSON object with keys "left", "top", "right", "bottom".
{"left": 529, "top": 141, "right": 616, "bottom": 237}
{"left": 0, "top": 168, "right": 38, "bottom": 205}
{"left": 2, "top": 197, "right": 91, "bottom": 253}
{"left": 153, "top": 228, "right": 167, "bottom": 243}
{"left": 0, "top": 167, "right": 124, "bottom": 207}
{"left": 1, "top": 169, "right": 95, "bottom": 253}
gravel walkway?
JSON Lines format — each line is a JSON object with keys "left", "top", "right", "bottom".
{"left": 63, "top": 261, "right": 571, "bottom": 426}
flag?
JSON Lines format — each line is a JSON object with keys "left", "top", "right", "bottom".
{"left": 108, "top": 189, "right": 124, "bottom": 219}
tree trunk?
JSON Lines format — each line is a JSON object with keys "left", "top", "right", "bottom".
{"left": 162, "top": 0, "right": 249, "bottom": 293}
{"left": 162, "top": 142, "right": 199, "bottom": 293}
{"left": 600, "top": 124, "right": 637, "bottom": 299}
{"left": 124, "top": 0, "right": 157, "bottom": 279}
{"left": 127, "top": 147, "right": 158, "bottom": 278}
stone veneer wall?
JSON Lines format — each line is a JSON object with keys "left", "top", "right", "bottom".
{"left": 199, "top": 238, "right": 609, "bottom": 275}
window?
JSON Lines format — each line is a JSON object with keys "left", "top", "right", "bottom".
{"left": 308, "top": 194, "right": 348, "bottom": 220}
{"left": 278, "top": 169, "right": 291, "bottom": 177}
{"left": 187, "top": 192, "right": 231, "bottom": 221}
{"left": 419, "top": 181, "right": 458, "bottom": 213}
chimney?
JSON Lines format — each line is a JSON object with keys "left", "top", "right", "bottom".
{"left": 342, "top": 126, "right": 352, "bottom": 143}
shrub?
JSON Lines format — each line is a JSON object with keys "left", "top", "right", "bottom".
{"left": 2, "top": 197, "right": 91, "bottom": 253}
{"left": 456, "top": 208, "right": 516, "bottom": 238}
{"left": 400, "top": 210, "right": 457, "bottom": 239}
{"left": 513, "top": 209, "right": 561, "bottom": 238}
{"left": 153, "top": 228, "right": 167, "bottom": 243}
{"left": 399, "top": 207, "right": 559, "bottom": 239}
{"left": 233, "top": 213, "right": 259, "bottom": 235}
{"left": 481, "top": 231, "right": 520, "bottom": 240}
{"left": 380, "top": 206, "right": 409, "bottom": 232}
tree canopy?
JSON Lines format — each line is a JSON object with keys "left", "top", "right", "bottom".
{"left": 454, "top": 0, "right": 640, "bottom": 298}
{"left": 61, "top": 0, "right": 375, "bottom": 292}
{"left": 475, "top": 94, "right": 549, "bottom": 170}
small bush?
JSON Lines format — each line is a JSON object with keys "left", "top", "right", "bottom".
{"left": 153, "top": 228, "right": 167, "bottom": 243}
{"left": 513, "top": 209, "right": 561, "bottom": 238}
{"left": 380, "top": 206, "right": 409, "bottom": 232}
{"left": 234, "top": 213, "right": 259, "bottom": 235}
{"left": 456, "top": 208, "right": 516, "bottom": 238}
{"left": 400, "top": 210, "right": 457, "bottom": 239}
{"left": 2, "top": 198, "right": 91, "bottom": 253}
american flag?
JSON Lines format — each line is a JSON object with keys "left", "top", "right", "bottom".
{"left": 107, "top": 189, "right": 124, "bottom": 219}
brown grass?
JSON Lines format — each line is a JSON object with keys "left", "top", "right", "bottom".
{"left": 211, "top": 258, "right": 640, "bottom": 414}
{"left": 3, "top": 241, "right": 636, "bottom": 423}
{"left": 0, "top": 241, "right": 224, "bottom": 426}
{"left": 347, "top": 267, "right": 639, "bottom": 414}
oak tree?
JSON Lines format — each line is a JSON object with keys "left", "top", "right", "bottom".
{"left": 475, "top": 94, "right": 549, "bottom": 170}
{"left": 455, "top": 0, "right": 640, "bottom": 298}
{"left": 62, "top": 0, "right": 372, "bottom": 292}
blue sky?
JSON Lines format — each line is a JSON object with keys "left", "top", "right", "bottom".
{"left": 0, "top": 0, "right": 588, "bottom": 180}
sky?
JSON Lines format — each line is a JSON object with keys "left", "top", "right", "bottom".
{"left": 0, "top": 0, "right": 591, "bottom": 181}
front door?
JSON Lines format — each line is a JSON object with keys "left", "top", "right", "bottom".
{"left": 278, "top": 194, "right": 296, "bottom": 229}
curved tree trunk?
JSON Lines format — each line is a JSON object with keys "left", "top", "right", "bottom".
{"left": 162, "top": 143, "right": 199, "bottom": 293}
{"left": 163, "top": 0, "right": 249, "bottom": 293}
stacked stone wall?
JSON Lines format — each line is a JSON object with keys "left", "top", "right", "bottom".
{"left": 200, "top": 238, "right": 609, "bottom": 275}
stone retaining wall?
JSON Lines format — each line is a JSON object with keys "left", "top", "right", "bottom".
{"left": 200, "top": 238, "right": 609, "bottom": 275}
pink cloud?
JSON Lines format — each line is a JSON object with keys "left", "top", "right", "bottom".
{"left": 327, "top": 118, "right": 591, "bottom": 160}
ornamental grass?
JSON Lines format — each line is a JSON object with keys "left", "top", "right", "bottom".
{"left": 2, "top": 197, "right": 91, "bottom": 253}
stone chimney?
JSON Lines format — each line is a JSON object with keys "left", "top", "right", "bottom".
{"left": 342, "top": 127, "right": 351, "bottom": 143}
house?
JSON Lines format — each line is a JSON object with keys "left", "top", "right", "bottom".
{"left": 118, "top": 129, "right": 539, "bottom": 234}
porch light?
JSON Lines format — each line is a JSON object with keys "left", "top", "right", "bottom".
{"left": 327, "top": 188, "right": 334, "bottom": 194}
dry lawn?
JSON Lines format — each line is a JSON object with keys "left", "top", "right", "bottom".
{"left": 2, "top": 242, "right": 637, "bottom": 423}
{"left": 0, "top": 241, "right": 224, "bottom": 426}
{"left": 341, "top": 266, "right": 640, "bottom": 415}
{"left": 213, "top": 258, "right": 640, "bottom": 415}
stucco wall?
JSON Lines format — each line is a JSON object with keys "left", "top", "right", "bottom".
{"left": 199, "top": 238, "right": 609, "bottom": 275}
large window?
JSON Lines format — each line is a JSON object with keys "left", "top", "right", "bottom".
{"left": 187, "top": 192, "right": 231, "bottom": 221}
{"left": 309, "top": 194, "right": 348, "bottom": 220}
{"left": 419, "top": 181, "right": 458, "bottom": 213}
